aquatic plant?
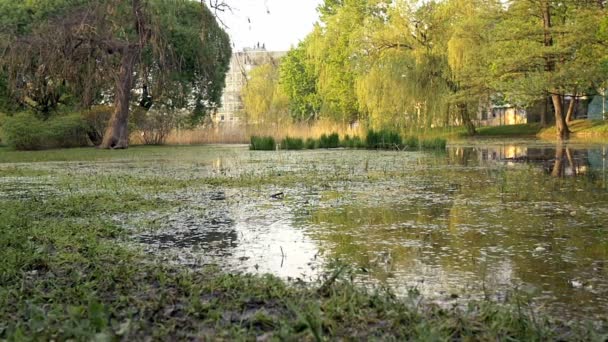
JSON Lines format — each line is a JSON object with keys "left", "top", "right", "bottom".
{"left": 365, "top": 129, "right": 403, "bottom": 150}
{"left": 250, "top": 136, "right": 276, "bottom": 150}
{"left": 420, "top": 137, "right": 447, "bottom": 150}
{"left": 318, "top": 133, "right": 340, "bottom": 149}
{"left": 280, "top": 136, "right": 305, "bottom": 150}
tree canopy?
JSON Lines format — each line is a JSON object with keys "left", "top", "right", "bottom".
{"left": 0, "top": 0, "right": 231, "bottom": 147}
{"left": 256, "top": 0, "right": 608, "bottom": 139}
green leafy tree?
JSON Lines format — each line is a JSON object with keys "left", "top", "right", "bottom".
{"left": 489, "top": 0, "right": 608, "bottom": 139}
{"left": 0, "top": 0, "right": 231, "bottom": 148}
{"left": 242, "top": 63, "right": 289, "bottom": 125}
{"left": 279, "top": 40, "right": 321, "bottom": 121}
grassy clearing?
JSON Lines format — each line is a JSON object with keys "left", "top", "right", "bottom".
{"left": 476, "top": 123, "right": 543, "bottom": 136}
{"left": 539, "top": 120, "right": 608, "bottom": 138}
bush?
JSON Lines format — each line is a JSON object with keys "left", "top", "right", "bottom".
{"left": 250, "top": 136, "right": 276, "bottom": 150}
{"left": 318, "top": 132, "right": 340, "bottom": 148}
{"left": 420, "top": 138, "right": 447, "bottom": 150}
{"left": 82, "top": 105, "right": 113, "bottom": 146}
{"left": 366, "top": 129, "right": 403, "bottom": 150}
{"left": 2, "top": 112, "right": 89, "bottom": 150}
{"left": 131, "top": 107, "right": 178, "bottom": 145}
{"left": 280, "top": 136, "right": 304, "bottom": 150}
{"left": 305, "top": 138, "right": 317, "bottom": 149}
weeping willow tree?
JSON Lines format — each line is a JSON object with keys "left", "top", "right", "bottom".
{"left": 354, "top": 0, "right": 469, "bottom": 133}
{"left": 242, "top": 62, "right": 290, "bottom": 125}
{"left": 1, "top": 0, "right": 231, "bottom": 148}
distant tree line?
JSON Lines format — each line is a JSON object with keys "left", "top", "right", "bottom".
{"left": 242, "top": 0, "right": 608, "bottom": 140}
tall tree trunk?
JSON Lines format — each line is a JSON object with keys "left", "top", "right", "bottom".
{"left": 458, "top": 103, "right": 476, "bottom": 135}
{"left": 551, "top": 93, "right": 570, "bottom": 140}
{"left": 541, "top": 2, "right": 569, "bottom": 139}
{"left": 552, "top": 143, "right": 564, "bottom": 177}
{"left": 565, "top": 93, "right": 577, "bottom": 123}
{"left": 100, "top": 49, "right": 137, "bottom": 149}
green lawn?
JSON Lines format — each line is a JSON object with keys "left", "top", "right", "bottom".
{"left": 476, "top": 123, "right": 543, "bottom": 136}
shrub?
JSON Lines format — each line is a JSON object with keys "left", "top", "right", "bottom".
{"left": 131, "top": 107, "right": 178, "bottom": 145}
{"left": 250, "top": 136, "right": 275, "bottom": 150}
{"left": 82, "top": 105, "right": 113, "bottom": 146}
{"left": 2, "top": 112, "right": 89, "bottom": 150}
{"left": 305, "top": 138, "right": 317, "bottom": 149}
{"left": 420, "top": 138, "right": 447, "bottom": 150}
{"left": 280, "top": 136, "right": 304, "bottom": 150}
{"left": 46, "top": 115, "right": 90, "bottom": 148}
{"left": 366, "top": 129, "right": 403, "bottom": 150}
{"left": 318, "top": 132, "right": 340, "bottom": 148}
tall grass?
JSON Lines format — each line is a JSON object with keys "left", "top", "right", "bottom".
{"left": 249, "top": 136, "right": 275, "bottom": 150}
{"left": 165, "top": 120, "right": 363, "bottom": 145}
{"left": 318, "top": 133, "right": 340, "bottom": 149}
{"left": 280, "top": 136, "right": 304, "bottom": 150}
{"left": 341, "top": 135, "right": 365, "bottom": 148}
{"left": 366, "top": 129, "right": 403, "bottom": 150}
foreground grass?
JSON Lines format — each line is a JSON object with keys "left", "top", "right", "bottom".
{"left": 1, "top": 199, "right": 605, "bottom": 341}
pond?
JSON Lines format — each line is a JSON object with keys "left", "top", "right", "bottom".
{"left": 1, "top": 140, "right": 607, "bottom": 321}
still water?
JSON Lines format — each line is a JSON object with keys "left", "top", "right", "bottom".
{"left": 125, "top": 141, "right": 608, "bottom": 321}
{"left": 4, "top": 141, "right": 604, "bottom": 320}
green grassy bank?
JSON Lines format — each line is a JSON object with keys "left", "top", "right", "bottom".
{"left": 472, "top": 120, "right": 608, "bottom": 139}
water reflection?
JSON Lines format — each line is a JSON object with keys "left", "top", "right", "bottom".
{"left": 296, "top": 143, "right": 608, "bottom": 320}
{"left": 121, "top": 142, "right": 608, "bottom": 321}
{"left": 450, "top": 143, "right": 606, "bottom": 180}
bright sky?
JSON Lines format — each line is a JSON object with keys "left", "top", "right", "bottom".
{"left": 218, "top": 0, "right": 322, "bottom": 52}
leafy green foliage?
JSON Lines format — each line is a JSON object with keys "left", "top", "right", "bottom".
{"left": 242, "top": 63, "right": 289, "bottom": 125}
{"left": 2, "top": 112, "right": 89, "bottom": 150}
{"left": 250, "top": 136, "right": 276, "bottom": 151}
{"left": 0, "top": 0, "right": 231, "bottom": 128}
{"left": 279, "top": 40, "right": 322, "bottom": 121}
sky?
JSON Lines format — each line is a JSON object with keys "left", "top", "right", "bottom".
{"left": 217, "top": 0, "right": 323, "bottom": 52}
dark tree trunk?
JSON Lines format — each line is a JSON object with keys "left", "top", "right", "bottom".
{"left": 551, "top": 93, "right": 570, "bottom": 140}
{"left": 552, "top": 143, "right": 564, "bottom": 178}
{"left": 100, "top": 49, "right": 137, "bottom": 149}
{"left": 99, "top": 0, "right": 149, "bottom": 149}
{"left": 458, "top": 103, "right": 476, "bottom": 135}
